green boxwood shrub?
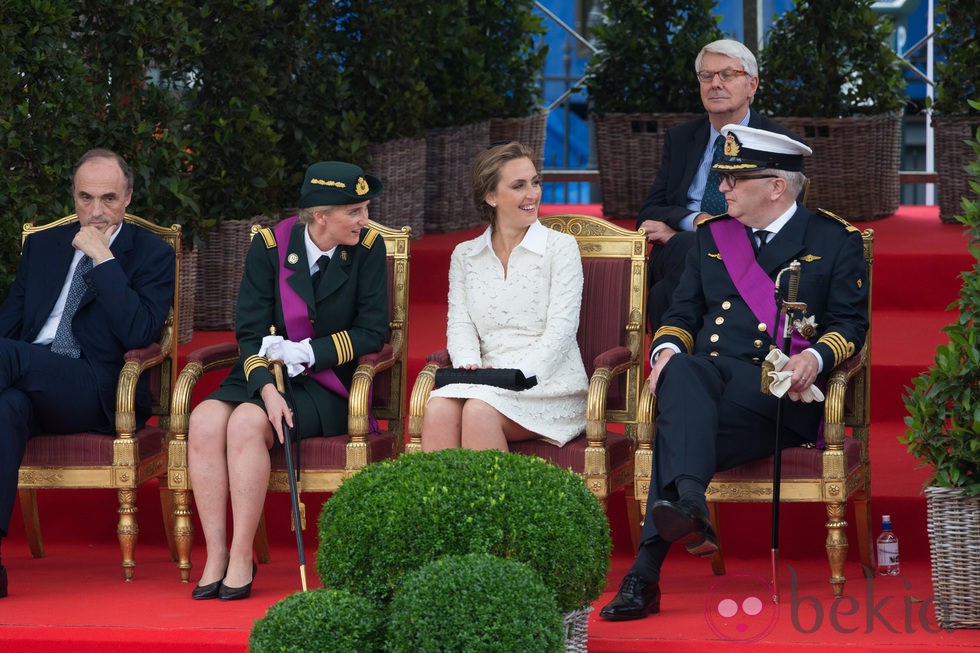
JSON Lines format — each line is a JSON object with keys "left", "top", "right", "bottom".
{"left": 249, "top": 588, "right": 384, "bottom": 653}
{"left": 316, "top": 449, "right": 610, "bottom": 612}
{"left": 932, "top": 0, "right": 980, "bottom": 116}
{"left": 385, "top": 554, "right": 564, "bottom": 653}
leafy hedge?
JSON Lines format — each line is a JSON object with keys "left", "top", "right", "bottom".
{"left": 932, "top": 0, "right": 979, "bottom": 116}
{"left": 316, "top": 449, "right": 611, "bottom": 613}
{"left": 249, "top": 589, "right": 384, "bottom": 653}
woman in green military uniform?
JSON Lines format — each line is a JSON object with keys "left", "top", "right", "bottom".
{"left": 187, "top": 162, "right": 388, "bottom": 600}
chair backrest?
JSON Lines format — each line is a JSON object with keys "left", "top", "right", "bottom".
{"left": 539, "top": 214, "right": 647, "bottom": 419}
{"left": 843, "top": 228, "right": 874, "bottom": 428}
{"left": 23, "top": 214, "right": 182, "bottom": 423}
{"left": 366, "top": 220, "right": 411, "bottom": 429}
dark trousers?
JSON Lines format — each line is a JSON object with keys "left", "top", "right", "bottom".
{"left": 639, "top": 353, "right": 809, "bottom": 545}
{"left": 0, "top": 339, "right": 105, "bottom": 535}
{"left": 647, "top": 230, "right": 696, "bottom": 333}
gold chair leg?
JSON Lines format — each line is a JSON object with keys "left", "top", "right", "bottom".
{"left": 854, "top": 492, "right": 873, "bottom": 577}
{"left": 117, "top": 488, "right": 138, "bottom": 582}
{"left": 173, "top": 489, "right": 194, "bottom": 582}
{"left": 17, "top": 489, "right": 44, "bottom": 558}
{"left": 253, "top": 509, "right": 272, "bottom": 564}
{"left": 707, "top": 502, "right": 726, "bottom": 576}
{"left": 825, "top": 500, "right": 848, "bottom": 598}
{"left": 160, "top": 486, "right": 177, "bottom": 561}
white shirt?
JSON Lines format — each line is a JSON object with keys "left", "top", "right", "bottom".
{"left": 303, "top": 226, "right": 337, "bottom": 276}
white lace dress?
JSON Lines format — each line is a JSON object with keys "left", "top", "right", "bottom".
{"left": 428, "top": 220, "right": 588, "bottom": 446}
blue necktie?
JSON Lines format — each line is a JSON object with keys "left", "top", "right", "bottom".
{"left": 700, "top": 135, "right": 727, "bottom": 215}
{"left": 51, "top": 255, "right": 93, "bottom": 358}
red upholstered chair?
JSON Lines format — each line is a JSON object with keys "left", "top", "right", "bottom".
{"left": 167, "top": 220, "right": 409, "bottom": 581}
{"left": 406, "top": 214, "right": 648, "bottom": 547}
{"left": 17, "top": 214, "right": 181, "bottom": 580}
{"left": 634, "top": 228, "right": 874, "bottom": 598}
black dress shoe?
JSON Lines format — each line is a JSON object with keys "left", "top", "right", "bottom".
{"left": 218, "top": 562, "right": 257, "bottom": 601}
{"left": 191, "top": 577, "right": 223, "bottom": 600}
{"left": 650, "top": 499, "right": 718, "bottom": 557}
{"left": 0, "top": 564, "right": 7, "bottom": 599}
{"left": 599, "top": 573, "right": 661, "bottom": 621}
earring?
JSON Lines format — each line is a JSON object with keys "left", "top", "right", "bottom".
{"left": 489, "top": 202, "right": 496, "bottom": 207}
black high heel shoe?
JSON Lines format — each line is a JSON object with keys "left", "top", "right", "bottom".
{"left": 192, "top": 562, "right": 229, "bottom": 600}
{"left": 218, "top": 562, "right": 257, "bottom": 601}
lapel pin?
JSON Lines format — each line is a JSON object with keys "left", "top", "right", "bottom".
{"left": 287, "top": 253, "right": 299, "bottom": 264}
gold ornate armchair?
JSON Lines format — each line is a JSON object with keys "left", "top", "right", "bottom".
{"left": 168, "top": 220, "right": 409, "bottom": 581}
{"left": 406, "top": 214, "right": 647, "bottom": 547}
{"left": 17, "top": 214, "right": 181, "bottom": 580}
{"left": 635, "top": 229, "right": 874, "bottom": 597}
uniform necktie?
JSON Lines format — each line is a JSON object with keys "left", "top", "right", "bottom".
{"left": 699, "top": 135, "right": 727, "bottom": 215}
{"left": 50, "top": 255, "right": 93, "bottom": 358}
{"left": 310, "top": 254, "right": 330, "bottom": 288}
{"left": 755, "top": 230, "right": 771, "bottom": 258}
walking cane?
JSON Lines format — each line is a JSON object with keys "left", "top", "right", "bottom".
{"left": 768, "top": 261, "right": 805, "bottom": 604}
{"left": 268, "top": 333, "right": 308, "bottom": 591}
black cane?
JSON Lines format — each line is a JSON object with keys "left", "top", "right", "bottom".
{"left": 270, "top": 354, "right": 308, "bottom": 591}
{"left": 770, "top": 261, "right": 802, "bottom": 604}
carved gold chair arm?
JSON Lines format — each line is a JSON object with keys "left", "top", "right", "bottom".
{"left": 114, "top": 342, "right": 166, "bottom": 438}
{"left": 406, "top": 354, "right": 450, "bottom": 454}
{"left": 586, "top": 345, "right": 636, "bottom": 443}
{"left": 348, "top": 343, "right": 395, "bottom": 439}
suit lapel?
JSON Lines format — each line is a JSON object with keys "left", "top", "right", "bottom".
{"left": 317, "top": 244, "right": 351, "bottom": 300}
{"left": 284, "top": 221, "right": 315, "bottom": 310}
{"left": 681, "top": 118, "right": 712, "bottom": 193}
{"left": 758, "top": 207, "right": 808, "bottom": 274}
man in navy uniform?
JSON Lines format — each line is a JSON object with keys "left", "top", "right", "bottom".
{"left": 0, "top": 149, "right": 176, "bottom": 598}
{"left": 637, "top": 39, "right": 800, "bottom": 332}
{"left": 601, "top": 125, "right": 869, "bottom": 620}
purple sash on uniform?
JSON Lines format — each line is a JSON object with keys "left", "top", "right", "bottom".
{"left": 709, "top": 219, "right": 810, "bottom": 356}
{"left": 273, "top": 217, "right": 351, "bottom": 401}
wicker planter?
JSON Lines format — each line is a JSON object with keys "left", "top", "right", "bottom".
{"left": 592, "top": 112, "right": 701, "bottom": 220}
{"left": 934, "top": 115, "right": 980, "bottom": 224}
{"left": 925, "top": 485, "right": 980, "bottom": 629}
{"left": 194, "top": 216, "right": 275, "bottom": 331}
{"left": 562, "top": 605, "right": 592, "bottom": 653}
{"left": 367, "top": 136, "right": 425, "bottom": 238}
{"left": 774, "top": 112, "right": 902, "bottom": 221}
{"left": 424, "top": 120, "right": 490, "bottom": 232}
{"left": 177, "top": 245, "right": 197, "bottom": 343}
{"left": 490, "top": 110, "right": 549, "bottom": 172}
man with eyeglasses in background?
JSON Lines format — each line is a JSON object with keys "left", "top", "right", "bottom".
{"left": 0, "top": 149, "right": 175, "bottom": 598}
{"left": 637, "top": 39, "right": 801, "bottom": 333}
{"left": 601, "top": 124, "right": 869, "bottom": 621}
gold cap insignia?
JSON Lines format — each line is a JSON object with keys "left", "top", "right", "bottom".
{"left": 723, "top": 133, "right": 741, "bottom": 157}
{"left": 287, "top": 253, "right": 299, "bottom": 264}
{"left": 340, "top": 250, "right": 349, "bottom": 261}
{"left": 355, "top": 177, "right": 370, "bottom": 196}
{"left": 311, "top": 178, "right": 347, "bottom": 188}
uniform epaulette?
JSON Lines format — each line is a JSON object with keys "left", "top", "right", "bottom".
{"left": 361, "top": 227, "right": 379, "bottom": 250}
{"left": 817, "top": 209, "right": 859, "bottom": 233}
{"left": 255, "top": 226, "right": 277, "bottom": 248}
{"left": 701, "top": 213, "right": 729, "bottom": 225}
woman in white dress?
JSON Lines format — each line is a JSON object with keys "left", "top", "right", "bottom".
{"left": 422, "top": 142, "right": 588, "bottom": 451}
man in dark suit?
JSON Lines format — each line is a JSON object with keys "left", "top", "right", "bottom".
{"left": 0, "top": 149, "right": 176, "bottom": 598}
{"left": 601, "top": 125, "right": 869, "bottom": 620}
{"left": 638, "top": 39, "right": 800, "bottom": 331}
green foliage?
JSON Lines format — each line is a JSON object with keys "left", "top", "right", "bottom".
{"left": 932, "top": 0, "right": 980, "bottom": 116}
{"left": 417, "top": 1, "right": 547, "bottom": 129}
{"left": 248, "top": 589, "right": 384, "bottom": 653}
{"left": 585, "top": 0, "right": 724, "bottom": 115}
{"left": 757, "top": 0, "right": 906, "bottom": 117}
{"left": 316, "top": 449, "right": 611, "bottom": 612}
{"left": 902, "top": 99, "right": 980, "bottom": 496}
{"left": 385, "top": 554, "right": 564, "bottom": 653}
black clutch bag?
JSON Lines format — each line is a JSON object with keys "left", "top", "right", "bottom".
{"left": 433, "top": 368, "right": 538, "bottom": 391}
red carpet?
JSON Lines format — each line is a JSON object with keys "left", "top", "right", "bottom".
{"left": 2, "top": 205, "right": 978, "bottom": 652}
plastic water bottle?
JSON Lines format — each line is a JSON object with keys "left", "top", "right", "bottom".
{"left": 876, "top": 515, "right": 900, "bottom": 576}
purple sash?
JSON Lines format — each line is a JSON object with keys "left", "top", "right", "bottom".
{"left": 709, "top": 219, "right": 810, "bottom": 356}
{"left": 273, "top": 217, "right": 352, "bottom": 401}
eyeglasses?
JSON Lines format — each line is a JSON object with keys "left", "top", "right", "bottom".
{"left": 720, "top": 173, "right": 778, "bottom": 188}
{"left": 696, "top": 68, "right": 750, "bottom": 83}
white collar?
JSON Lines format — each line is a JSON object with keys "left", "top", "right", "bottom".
{"left": 466, "top": 220, "right": 548, "bottom": 257}
{"left": 756, "top": 202, "right": 797, "bottom": 237}
{"left": 304, "top": 225, "right": 337, "bottom": 273}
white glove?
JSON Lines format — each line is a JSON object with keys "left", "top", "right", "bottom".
{"left": 259, "top": 335, "right": 315, "bottom": 377}
{"left": 765, "top": 349, "right": 825, "bottom": 403}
